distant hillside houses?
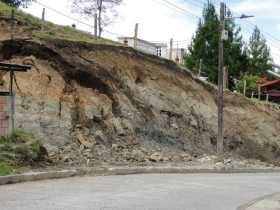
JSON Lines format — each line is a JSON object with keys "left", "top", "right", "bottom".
{"left": 118, "top": 37, "right": 186, "bottom": 64}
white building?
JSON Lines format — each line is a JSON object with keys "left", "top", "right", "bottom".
{"left": 118, "top": 37, "right": 167, "bottom": 56}
{"left": 118, "top": 37, "right": 186, "bottom": 64}
{"left": 166, "top": 48, "right": 186, "bottom": 65}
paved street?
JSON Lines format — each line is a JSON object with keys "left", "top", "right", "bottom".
{"left": 0, "top": 173, "right": 280, "bottom": 210}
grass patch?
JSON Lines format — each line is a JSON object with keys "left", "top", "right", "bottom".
{"left": 0, "top": 163, "right": 14, "bottom": 176}
{"left": 0, "top": 130, "right": 47, "bottom": 176}
{"left": 0, "top": 1, "right": 120, "bottom": 45}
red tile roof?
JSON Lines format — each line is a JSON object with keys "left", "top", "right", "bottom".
{"left": 260, "top": 79, "right": 280, "bottom": 88}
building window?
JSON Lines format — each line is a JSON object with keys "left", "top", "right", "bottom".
{"left": 157, "top": 47, "right": 161, "bottom": 56}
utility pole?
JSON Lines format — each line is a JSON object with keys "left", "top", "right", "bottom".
{"left": 169, "top": 38, "right": 173, "bottom": 60}
{"left": 217, "top": 2, "right": 225, "bottom": 156}
{"left": 258, "top": 85, "right": 261, "bottom": 100}
{"left": 134, "top": 23, "right": 139, "bottom": 49}
{"left": 223, "top": 66, "right": 228, "bottom": 89}
{"left": 198, "top": 59, "right": 202, "bottom": 77}
{"left": 41, "top": 8, "right": 45, "bottom": 31}
{"left": 94, "top": 13, "right": 98, "bottom": 39}
{"left": 243, "top": 80, "right": 247, "bottom": 96}
{"left": 175, "top": 41, "right": 179, "bottom": 63}
{"left": 10, "top": 9, "right": 15, "bottom": 40}
{"left": 10, "top": 70, "right": 15, "bottom": 132}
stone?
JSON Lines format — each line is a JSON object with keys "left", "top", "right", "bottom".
{"left": 171, "top": 122, "right": 178, "bottom": 129}
{"left": 215, "top": 162, "right": 225, "bottom": 169}
{"left": 77, "top": 133, "right": 94, "bottom": 148}
{"left": 224, "top": 159, "right": 233, "bottom": 165}
{"left": 171, "top": 155, "right": 181, "bottom": 162}
{"left": 199, "top": 156, "right": 212, "bottom": 163}
{"left": 111, "top": 144, "right": 120, "bottom": 150}
{"left": 180, "top": 153, "right": 192, "bottom": 161}
{"left": 95, "top": 130, "right": 107, "bottom": 143}
{"left": 112, "top": 118, "right": 126, "bottom": 136}
{"left": 162, "top": 157, "right": 170, "bottom": 162}
{"left": 131, "top": 150, "right": 146, "bottom": 162}
{"left": 61, "top": 155, "right": 71, "bottom": 163}
{"left": 189, "top": 116, "right": 198, "bottom": 128}
{"left": 149, "top": 153, "right": 163, "bottom": 162}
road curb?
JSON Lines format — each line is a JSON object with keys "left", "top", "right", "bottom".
{"left": 0, "top": 170, "right": 78, "bottom": 185}
{"left": 1, "top": 166, "right": 280, "bottom": 185}
{"left": 237, "top": 193, "right": 280, "bottom": 210}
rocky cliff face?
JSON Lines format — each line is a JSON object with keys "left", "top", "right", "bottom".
{"left": 0, "top": 39, "right": 279, "bottom": 166}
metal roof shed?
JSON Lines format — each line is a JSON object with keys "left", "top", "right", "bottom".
{"left": 0, "top": 62, "right": 32, "bottom": 135}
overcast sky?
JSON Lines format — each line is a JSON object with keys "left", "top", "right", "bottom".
{"left": 23, "top": 0, "right": 280, "bottom": 63}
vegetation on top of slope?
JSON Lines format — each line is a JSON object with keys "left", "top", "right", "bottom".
{"left": 0, "top": 1, "right": 120, "bottom": 45}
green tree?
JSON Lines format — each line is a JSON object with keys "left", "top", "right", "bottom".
{"left": 71, "top": 0, "right": 123, "bottom": 38}
{"left": 0, "top": 0, "right": 33, "bottom": 8}
{"left": 184, "top": 3, "right": 249, "bottom": 89}
{"left": 223, "top": 10, "right": 249, "bottom": 87}
{"left": 247, "top": 26, "right": 272, "bottom": 76}
{"left": 185, "top": 3, "right": 219, "bottom": 83}
{"left": 237, "top": 74, "right": 258, "bottom": 95}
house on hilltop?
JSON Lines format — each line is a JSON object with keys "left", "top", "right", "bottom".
{"left": 260, "top": 79, "right": 280, "bottom": 103}
{"left": 118, "top": 37, "right": 185, "bottom": 64}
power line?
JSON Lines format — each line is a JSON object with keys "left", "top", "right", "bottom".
{"left": 227, "top": 7, "right": 280, "bottom": 50}
{"left": 244, "top": 19, "right": 280, "bottom": 44}
{"left": 34, "top": 0, "right": 280, "bottom": 59}
{"left": 240, "top": 21, "right": 280, "bottom": 53}
{"left": 151, "top": 0, "right": 201, "bottom": 19}
{"left": 103, "top": 29, "right": 123, "bottom": 37}
{"left": 160, "top": 0, "right": 200, "bottom": 18}
{"left": 156, "top": 1, "right": 280, "bottom": 57}
{"left": 181, "top": 0, "right": 206, "bottom": 9}
{"left": 35, "top": 1, "right": 124, "bottom": 37}
{"left": 36, "top": 1, "right": 92, "bottom": 28}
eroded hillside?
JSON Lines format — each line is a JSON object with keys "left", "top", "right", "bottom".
{"left": 0, "top": 38, "right": 279, "bottom": 167}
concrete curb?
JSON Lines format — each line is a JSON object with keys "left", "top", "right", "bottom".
{"left": 1, "top": 166, "right": 280, "bottom": 185}
{"left": 237, "top": 193, "right": 280, "bottom": 210}
{"left": 0, "top": 170, "right": 78, "bottom": 185}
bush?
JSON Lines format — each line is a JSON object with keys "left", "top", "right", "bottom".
{"left": 0, "top": 130, "right": 46, "bottom": 172}
{"left": 237, "top": 74, "right": 258, "bottom": 95}
{"left": 0, "top": 163, "right": 13, "bottom": 176}
{"left": 11, "top": 129, "right": 37, "bottom": 143}
{"left": 11, "top": 130, "right": 43, "bottom": 161}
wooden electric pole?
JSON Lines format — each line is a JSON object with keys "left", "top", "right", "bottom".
{"left": 223, "top": 66, "right": 228, "bottom": 89}
{"left": 169, "top": 38, "right": 173, "bottom": 60}
{"left": 41, "top": 8, "right": 45, "bottom": 31}
{"left": 198, "top": 59, "right": 202, "bottom": 77}
{"left": 10, "top": 9, "right": 15, "bottom": 40}
{"left": 217, "top": 2, "right": 225, "bottom": 156}
{"left": 134, "top": 23, "right": 139, "bottom": 49}
{"left": 243, "top": 80, "right": 247, "bottom": 96}
{"left": 94, "top": 13, "right": 98, "bottom": 39}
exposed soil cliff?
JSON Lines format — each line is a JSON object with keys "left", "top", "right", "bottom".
{"left": 0, "top": 38, "right": 279, "bottom": 167}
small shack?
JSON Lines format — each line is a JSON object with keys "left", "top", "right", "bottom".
{"left": 0, "top": 62, "right": 31, "bottom": 136}
{"left": 260, "top": 79, "right": 280, "bottom": 103}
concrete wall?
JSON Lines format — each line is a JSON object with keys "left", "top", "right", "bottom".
{"left": 118, "top": 37, "right": 158, "bottom": 56}
{"left": 118, "top": 38, "right": 185, "bottom": 64}
{"left": 166, "top": 48, "right": 186, "bottom": 64}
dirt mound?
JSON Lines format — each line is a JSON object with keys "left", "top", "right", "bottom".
{"left": 0, "top": 38, "right": 279, "bottom": 167}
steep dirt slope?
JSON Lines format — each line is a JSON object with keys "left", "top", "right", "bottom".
{"left": 0, "top": 39, "right": 279, "bottom": 166}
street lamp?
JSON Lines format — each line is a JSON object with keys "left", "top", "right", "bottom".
{"left": 217, "top": 2, "right": 254, "bottom": 156}
{"left": 225, "top": 14, "right": 255, "bottom": 20}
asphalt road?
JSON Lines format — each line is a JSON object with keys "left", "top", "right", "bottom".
{"left": 0, "top": 173, "right": 280, "bottom": 210}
